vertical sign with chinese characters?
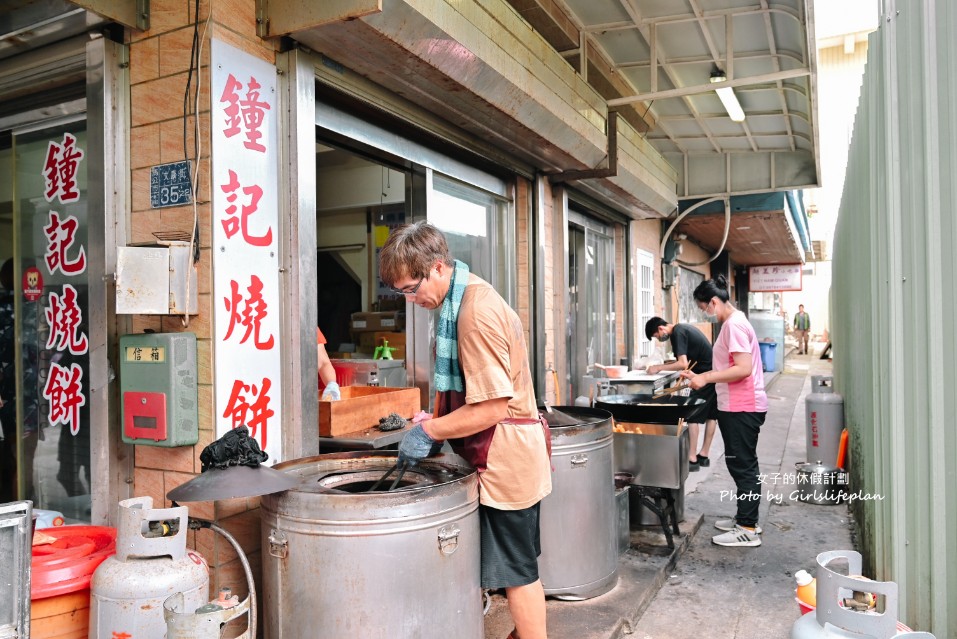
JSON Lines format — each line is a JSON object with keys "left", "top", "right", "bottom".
{"left": 41, "top": 133, "right": 90, "bottom": 437}
{"left": 211, "top": 40, "right": 283, "bottom": 463}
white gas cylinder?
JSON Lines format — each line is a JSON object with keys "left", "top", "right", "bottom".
{"left": 791, "top": 550, "right": 934, "bottom": 639}
{"left": 90, "top": 496, "right": 209, "bottom": 639}
{"left": 165, "top": 587, "right": 251, "bottom": 639}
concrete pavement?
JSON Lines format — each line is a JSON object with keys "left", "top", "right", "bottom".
{"left": 484, "top": 343, "right": 855, "bottom": 639}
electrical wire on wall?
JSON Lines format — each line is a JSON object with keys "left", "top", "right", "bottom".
{"left": 181, "top": 0, "right": 212, "bottom": 328}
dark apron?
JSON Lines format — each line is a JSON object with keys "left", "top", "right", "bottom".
{"left": 436, "top": 390, "right": 551, "bottom": 472}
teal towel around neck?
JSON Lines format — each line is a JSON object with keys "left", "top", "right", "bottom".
{"left": 434, "top": 260, "right": 470, "bottom": 392}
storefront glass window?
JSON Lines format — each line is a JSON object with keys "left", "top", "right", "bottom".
{"left": 568, "top": 214, "right": 616, "bottom": 400}
{"left": 429, "top": 172, "right": 514, "bottom": 305}
{"left": 11, "top": 119, "right": 91, "bottom": 522}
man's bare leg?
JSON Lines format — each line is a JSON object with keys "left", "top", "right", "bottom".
{"left": 506, "top": 580, "right": 547, "bottom": 639}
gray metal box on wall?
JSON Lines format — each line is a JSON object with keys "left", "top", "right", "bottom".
{"left": 116, "top": 242, "right": 198, "bottom": 315}
{"left": 119, "top": 332, "right": 198, "bottom": 447}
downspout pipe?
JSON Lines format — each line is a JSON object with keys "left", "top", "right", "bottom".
{"left": 549, "top": 111, "right": 618, "bottom": 183}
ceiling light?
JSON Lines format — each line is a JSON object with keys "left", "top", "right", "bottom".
{"left": 710, "top": 69, "right": 746, "bottom": 122}
{"left": 750, "top": 240, "right": 763, "bottom": 244}
{"left": 736, "top": 226, "right": 751, "bottom": 230}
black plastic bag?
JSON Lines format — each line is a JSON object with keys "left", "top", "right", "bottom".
{"left": 199, "top": 425, "right": 268, "bottom": 471}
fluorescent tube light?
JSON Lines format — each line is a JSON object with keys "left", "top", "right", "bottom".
{"left": 709, "top": 70, "right": 746, "bottom": 122}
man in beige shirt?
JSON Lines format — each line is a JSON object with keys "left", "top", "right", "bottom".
{"left": 380, "top": 222, "right": 551, "bottom": 639}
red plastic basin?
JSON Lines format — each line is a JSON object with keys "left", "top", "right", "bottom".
{"left": 31, "top": 526, "right": 117, "bottom": 599}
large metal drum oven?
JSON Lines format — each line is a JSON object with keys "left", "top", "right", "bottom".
{"left": 261, "top": 452, "right": 482, "bottom": 639}
{"left": 538, "top": 406, "right": 618, "bottom": 600}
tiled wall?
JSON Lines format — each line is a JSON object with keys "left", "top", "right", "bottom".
{"left": 127, "top": 0, "right": 278, "bottom": 607}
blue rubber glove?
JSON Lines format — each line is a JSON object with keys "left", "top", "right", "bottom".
{"left": 398, "top": 423, "right": 435, "bottom": 467}
{"left": 321, "top": 381, "right": 340, "bottom": 401}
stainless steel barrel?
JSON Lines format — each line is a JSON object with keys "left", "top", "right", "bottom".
{"left": 538, "top": 406, "right": 618, "bottom": 600}
{"left": 261, "top": 451, "right": 482, "bottom": 639}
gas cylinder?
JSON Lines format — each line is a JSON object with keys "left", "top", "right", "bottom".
{"left": 165, "top": 587, "right": 251, "bottom": 639}
{"left": 790, "top": 550, "right": 935, "bottom": 639}
{"left": 90, "top": 496, "right": 209, "bottom": 639}
{"left": 805, "top": 376, "right": 844, "bottom": 467}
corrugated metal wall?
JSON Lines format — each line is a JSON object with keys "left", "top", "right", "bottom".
{"left": 833, "top": 0, "right": 957, "bottom": 635}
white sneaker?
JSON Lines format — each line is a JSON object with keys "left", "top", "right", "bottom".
{"left": 714, "top": 518, "right": 762, "bottom": 534}
{"left": 712, "top": 525, "right": 762, "bottom": 547}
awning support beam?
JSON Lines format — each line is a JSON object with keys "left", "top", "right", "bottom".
{"left": 608, "top": 68, "right": 810, "bottom": 107}
{"left": 549, "top": 111, "right": 618, "bottom": 183}
{"left": 69, "top": 0, "right": 149, "bottom": 31}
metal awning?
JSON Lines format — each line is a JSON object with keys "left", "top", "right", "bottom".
{"left": 506, "top": 0, "right": 819, "bottom": 265}
{"left": 0, "top": 0, "right": 109, "bottom": 61}
{"left": 674, "top": 192, "right": 806, "bottom": 265}
{"left": 516, "top": 0, "right": 820, "bottom": 200}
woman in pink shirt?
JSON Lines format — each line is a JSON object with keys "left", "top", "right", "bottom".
{"left": 681, "top": 275, "right": 767, "bottom": 548}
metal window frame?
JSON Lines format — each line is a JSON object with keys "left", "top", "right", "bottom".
{"left": 279, "top": 46, "right": 519, "bottom": 442}
{"left": 566, "top": 209, "right": 617, "bottom": 396}
{"left": 277, "top": 48, "right": 320, "bottom": 459}
{"left": 85, "top": 35, "right": 132, "bottom": 525}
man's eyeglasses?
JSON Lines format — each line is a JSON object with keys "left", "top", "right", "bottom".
{"left": 390, "top": 275, "right": 426, "bottom": 297}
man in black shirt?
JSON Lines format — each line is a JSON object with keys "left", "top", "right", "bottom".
{"left": 644, "top": 317, "right": 717, "bottom": 471}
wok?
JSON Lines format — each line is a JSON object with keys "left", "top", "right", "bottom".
{"left": 594, "top": 393, "right": 706, "bottom": 425}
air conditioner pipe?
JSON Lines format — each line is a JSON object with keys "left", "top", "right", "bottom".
{"left": 659, "top": 196, "right": 732, "bottom": 267}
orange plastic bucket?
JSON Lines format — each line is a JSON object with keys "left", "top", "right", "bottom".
{"left": 31, "top": 526, "right": 116, "bottom": 639}
{"left": 31, "top": 590, "right": 90, "bottom": 639}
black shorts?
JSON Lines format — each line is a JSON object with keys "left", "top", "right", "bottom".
{"left": 687, "top": 383, "right": 718, "bottom": 423}
{"left": 479, "top": 502, "right": 542, "bottom": 589}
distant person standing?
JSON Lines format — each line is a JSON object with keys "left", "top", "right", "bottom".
{"left": 793, "top": 304, "right": 811, "bottom": 355}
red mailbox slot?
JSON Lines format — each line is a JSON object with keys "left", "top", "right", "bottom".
{"left": 123, "top": 391, "right": 168, "bottom": 441}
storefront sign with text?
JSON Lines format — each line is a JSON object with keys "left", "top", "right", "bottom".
{"left": 210, "top": 40, "right": 283, "bottom": 463}
{"left": 749, "top": 264, "right": 802, "bottom": 292}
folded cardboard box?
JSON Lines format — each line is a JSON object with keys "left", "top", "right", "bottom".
{"left": 350, "top": 311, "right": 405, "bottom": 332}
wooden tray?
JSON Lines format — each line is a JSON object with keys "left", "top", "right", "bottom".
{"left": 319, "top": 386, "right": 421, "bottom": 437}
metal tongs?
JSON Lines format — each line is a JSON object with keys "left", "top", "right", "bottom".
{"left": 367, "top": 462, "right": 408, "bottom": 492}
